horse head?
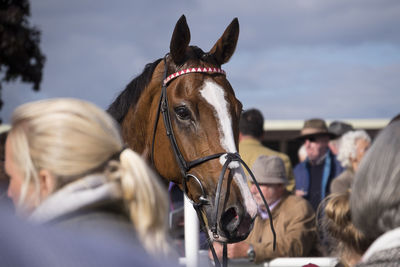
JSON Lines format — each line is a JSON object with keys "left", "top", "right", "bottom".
{"left": 109, "top": 15, "right": 257, "bottom": 243}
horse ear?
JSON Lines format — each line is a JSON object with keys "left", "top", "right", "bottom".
{"left": 170, "top": 15, "right": 191, "bottom": 65}
{"left": 209, "top": 18, "right": 239, "bottom": 65}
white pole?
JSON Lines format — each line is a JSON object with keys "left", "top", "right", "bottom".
{"left": 184, "top": 195, "right": 199, "bottom": 267}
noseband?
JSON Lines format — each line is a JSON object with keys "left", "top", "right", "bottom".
{"left": 151, "top": 55, "right": 275, "bottom": 267}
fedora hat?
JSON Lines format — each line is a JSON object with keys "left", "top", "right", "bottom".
{"left": 297, "top": 118, "right": 337, "bottom": 140}
{"left": 249, "top": 155, "right": 288, "bottom": 185}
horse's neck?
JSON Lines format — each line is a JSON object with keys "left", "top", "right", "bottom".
{"left": 121, "top": 76, "right": 184, "bottom": 185}
{"left": 121, "top": 108, "right": 145, "bottom": 153}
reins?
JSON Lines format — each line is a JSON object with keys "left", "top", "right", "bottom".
{"left": 151, "top": 54, "right": 276, "bottom": 267}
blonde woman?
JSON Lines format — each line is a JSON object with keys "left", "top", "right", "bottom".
{"left": 5, "top": 98, "right": 172, "bottom": 258}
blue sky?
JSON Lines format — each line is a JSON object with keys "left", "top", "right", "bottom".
{"left": 1, "top": 0, "right": 399, "bottom": 123}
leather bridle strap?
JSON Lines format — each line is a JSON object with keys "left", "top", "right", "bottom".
{"left": 223, "top": 244, "right": 228, "bottom": 267}
{"left": 151, "top": 55, "right": 227, "bottom": 177}
{"left": 151, "top": 55, "right": 276, "bottom": 267}
{"left": 151, "top": 55, "right": 230, "bottom": 267}
{"left": 211, "top": 153, "right": 277, "bottom": 251}
{"left": 193, "top": 204, "right": 222, "bottom": 267}
{"left": 192, "top": 200, "right": 227, "bottom": 267}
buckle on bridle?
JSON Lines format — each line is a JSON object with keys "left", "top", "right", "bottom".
{"left": 183, "top": 174, "right": 209, "bottom": 206}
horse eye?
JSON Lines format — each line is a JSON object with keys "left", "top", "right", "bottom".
{"left": 174, "top": 106, "right": 191, "bottom": 120}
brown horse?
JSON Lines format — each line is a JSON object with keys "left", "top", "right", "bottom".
{"left": 108, "top": 15, "right": 257, "bottom": 244}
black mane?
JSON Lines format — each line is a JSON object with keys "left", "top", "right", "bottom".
{"left": 108, "top": 46, "right": 210, "bottom": 124}
{"left": 107, "top": 58, "right": 162, "bottom": 123}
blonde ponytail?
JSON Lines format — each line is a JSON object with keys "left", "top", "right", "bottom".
{"left": 118, "top": 149, "right": 171, "bottom": 256}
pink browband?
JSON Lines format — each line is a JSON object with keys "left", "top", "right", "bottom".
{"left": 163, "top": 67, "right": 226, "bottom": 86}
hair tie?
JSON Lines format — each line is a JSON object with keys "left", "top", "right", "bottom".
{"left": 108, "top": 145, "right": 128, "bottom": 161}
{"left": 112, "top": 145, "right": 128, "bottom": 160}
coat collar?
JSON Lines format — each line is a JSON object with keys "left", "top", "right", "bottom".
{"left": 362, "top": 227, "right": 400, "bottom": 262}
{"left": 239, "top": 137, "right": 262, "bottom": 146}
{"left": 29, "top": 174, "right": 122, "bottom": 224}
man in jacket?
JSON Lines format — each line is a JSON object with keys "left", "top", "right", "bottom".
{"left": 294, "top": 118, "right": 343, "bottom": 211}
{"left": 210, "top": 155, "right": 318, "bottom": 263}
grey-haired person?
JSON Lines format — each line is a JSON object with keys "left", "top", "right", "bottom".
{"left": 330, "top": 130, "right": 371, "bottom": 194}
{"left": 328, "top": 120, "right": 354, "bottom": 156}
{"left": 351, "top": 120, "right": 400, "bottom": 266}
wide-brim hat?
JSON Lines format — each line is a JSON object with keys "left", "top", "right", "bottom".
{"left": 248, "top": 155, "right": 288, "bottom": 185}
{"left": 297, "top": 118, "right": 337, "bottom": 140}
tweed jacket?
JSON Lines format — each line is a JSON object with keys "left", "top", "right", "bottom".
{"left": 330, "top": 168, "right": 354, "bottom": 194}
{"left": 246, "top": 192, "right": 318, "bottom": 263}
{"left": 239, "top": 138, "right": 295, "bottom": 192}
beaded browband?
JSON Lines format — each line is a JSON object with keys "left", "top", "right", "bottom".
{"left": 163, "top": 67, "right": 226, "bottom": 86}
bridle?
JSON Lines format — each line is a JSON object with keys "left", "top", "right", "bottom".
{"left": 151, "top": 54, "right": 275, "bottom": 267}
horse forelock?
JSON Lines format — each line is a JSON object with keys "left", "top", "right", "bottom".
{"left": 107, "top": 58, "right": 163, "bottom": 123}
{"left": 189, "top": 45, "right": 219, "bottom": 67}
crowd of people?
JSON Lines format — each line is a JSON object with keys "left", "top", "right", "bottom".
{"left": 229, "top": 108, "right": 399, "bottom": 267}
{"left": 0, "top": 100, "right": 399, "bottom": 267}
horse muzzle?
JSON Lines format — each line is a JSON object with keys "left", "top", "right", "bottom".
{"left": 219, "top": 205, "right": 256, "bottom": 242}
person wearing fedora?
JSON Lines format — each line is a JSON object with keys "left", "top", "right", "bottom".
{"left": 239, "top": 108, "right": 295, "bottom": 192}
{"left": 209, "top": 155, "right": 318, "bottom": 263}
{"left": 294, "top": 118, "right": 344, "bottom": 212}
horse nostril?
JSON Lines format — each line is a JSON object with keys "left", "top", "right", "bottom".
{"left": 220, "top": 207, "right": 239, "bottom": 234}
{"left": 219, "top": 207, "right": 255, "bottom": 242}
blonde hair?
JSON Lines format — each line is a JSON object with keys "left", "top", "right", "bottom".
{"left": 8, "top": 98, "right": 170, "bottom": 256}
{"left": 318, "top": 192, "right": 371, "bottom": 266}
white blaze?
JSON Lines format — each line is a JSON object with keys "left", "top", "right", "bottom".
{"left": 199, "top": 80, "right": 237, "bottom": 158}
{"left": 200, "top": 80, "right": 257, "bottom": 217}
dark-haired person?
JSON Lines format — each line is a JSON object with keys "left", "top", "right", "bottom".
{"left": 239, "top": 108, "right": 295, "bottom": 192}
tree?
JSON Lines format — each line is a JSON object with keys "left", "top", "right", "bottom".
{"left": 0, "top": 0, "right": 46, "bottom": 110}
